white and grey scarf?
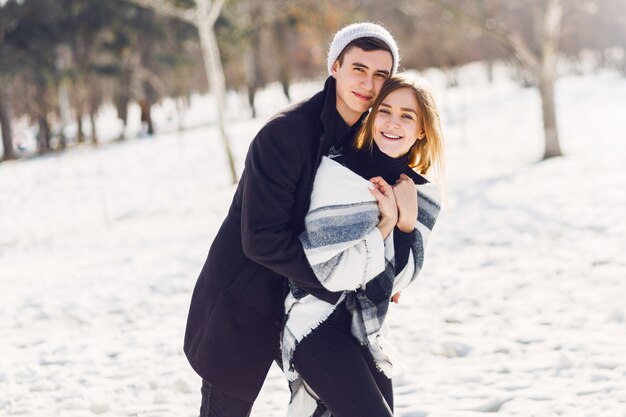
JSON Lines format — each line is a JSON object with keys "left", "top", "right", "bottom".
{"left": 282, "top": 156, "right": 441, "bottom": 417}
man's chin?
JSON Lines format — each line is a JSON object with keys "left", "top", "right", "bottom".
{"left": 351, "top": 103, "right": 371, "bottom": 114}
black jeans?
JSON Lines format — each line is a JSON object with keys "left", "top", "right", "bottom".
{"left": 293, "top": 301, "right": 394, "bottom": 417}
{"left": 199, "top": 379, "right": 252, "bottom": 417}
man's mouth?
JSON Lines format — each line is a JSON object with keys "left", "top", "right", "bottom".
{"left": 381, "top": 132, "right": 402, "bottom": 140}
{"left": 352, "top": 91, "right": 372, "bottom": 101}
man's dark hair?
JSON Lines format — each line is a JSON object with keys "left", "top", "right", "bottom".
{"left": 336, "top": 37, "right": 393, "bottom": 67}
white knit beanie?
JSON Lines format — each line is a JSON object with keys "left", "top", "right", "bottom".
{"left": 327, "top": 22, "right": 400, "bottom": 76}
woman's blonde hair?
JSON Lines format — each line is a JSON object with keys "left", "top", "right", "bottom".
{"left": 354, "top": 73, "right": 446, "bottom": 183}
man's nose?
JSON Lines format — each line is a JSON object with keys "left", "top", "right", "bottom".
{"left": 361, "top": 75, "right": 373, "bottom": 91}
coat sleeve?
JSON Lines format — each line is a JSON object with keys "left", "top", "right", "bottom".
{"left": 240, "top": 121, "right": 333, "bottom": 296}
{"left": 306, "top": 227, "right": 388, "bottom": 292}
{"left": 393, "top": 228, "right": 414, "bottom": 275}
{"left": 391, "top": 184, "right": 441, "bottom": 294}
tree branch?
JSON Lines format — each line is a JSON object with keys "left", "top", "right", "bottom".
{"left": 221, "top": 0, "right": 305, "bottom": 40}
{"left": 206, "top": 0, "right": 227, "bottom": 25}
{"left": 401, "top": 0, "right": 540, "bottom": 72}
{"left": 541, "top": 0, "right": 563, "bottom": 60}
{"left": 126, "top": 0, "right": 197, "bottom": 24}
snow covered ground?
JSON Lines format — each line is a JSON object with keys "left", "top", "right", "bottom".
{"left": 1, "top": 64, "right": 625, "bottom": 416}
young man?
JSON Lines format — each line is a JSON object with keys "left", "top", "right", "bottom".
{"left": 184, "top": 22, "right": 400, "bottom": 417}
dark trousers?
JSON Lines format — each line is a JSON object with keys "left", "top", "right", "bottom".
{"left": 293, "top": 301, "right": 394, "bottom": 417}
{"left": 199, "top": 379, "right": 252, "bottom": 417}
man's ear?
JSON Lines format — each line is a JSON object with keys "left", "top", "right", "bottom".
{"left": 331, "top": 60, "right": 340, "bottom": 77}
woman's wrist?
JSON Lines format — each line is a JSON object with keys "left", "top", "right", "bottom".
{"left": 377, "top": 217, "right": 396, "bottom": 239}
{"left": 396, "top": 216, "right": 415, "bottom": 232}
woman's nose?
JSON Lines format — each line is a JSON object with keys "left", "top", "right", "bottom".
{"left": 387, "top": 117, "right": 400, "bottom": 128}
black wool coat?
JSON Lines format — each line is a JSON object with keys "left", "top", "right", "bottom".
{"left": 184, "top": 77, "right": 345, "bottom": 402}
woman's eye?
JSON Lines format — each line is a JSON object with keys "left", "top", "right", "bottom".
{"left": 379, "top": 109, "right": 390, "bottom": 114}
{"left": 402, "top": 114, "right": 414, "bottom": 119}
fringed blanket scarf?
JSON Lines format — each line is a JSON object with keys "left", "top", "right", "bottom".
{"left": 281, "top": 156, "right": 441, "bottom": 417}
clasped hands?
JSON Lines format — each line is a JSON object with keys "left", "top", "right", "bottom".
{"left": 369, "top": 174, "right": 418, "bottom": 304}
{"left": 369, "top": 173, "right": 417, "bottom": 238}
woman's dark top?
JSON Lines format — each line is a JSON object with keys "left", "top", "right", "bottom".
{"left": 334, "top": 142, "right": 427, "bottom": 274}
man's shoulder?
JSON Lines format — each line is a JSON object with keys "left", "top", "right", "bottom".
{"left": 263, "top": 89, "right": 325, "bottom": 133}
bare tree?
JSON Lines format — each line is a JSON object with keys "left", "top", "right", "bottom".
{"left": 405, "top": 0, "right": 564, "bottom": 159}
{"left": 127, "top": 0, "right": 238, "bottom": 183}
{"left": 0, "top": 82, "right": 16, "bottom": 161}
{"left": 0, "top": 1, "right": 16, "bottom": 161}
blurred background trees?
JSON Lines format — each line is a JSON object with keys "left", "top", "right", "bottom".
{"left": 1, "top": 0, "right": 625, "bottom": 164}
{"left": 404, "top": 0, "right": 568, "bottom": 158}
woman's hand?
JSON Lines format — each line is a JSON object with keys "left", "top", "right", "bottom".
{"left": 393, "top": 174, "right": 418, "bottom": 233}
{"left": 369, "top": 177, "right": 397, "bottom": 240}
{"left": 391, "top": 292, "right": 401, "bottom": 304}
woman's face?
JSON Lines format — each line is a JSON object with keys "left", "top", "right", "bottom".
{"left": 372, "top": 87, "right": 425, "bottom": 158}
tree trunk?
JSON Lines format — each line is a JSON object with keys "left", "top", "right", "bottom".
{"left": 197, "top": 18, "right": 238, "bottom": 183}
{"left": 74, "top": 88, "right": 85, "bottom": 144}
{"left": 279, "top": 72, "right": 290, "bottom": 103}
{"left": 73, "top": 79, "right": 86, "bottom": 144}
{"left": 37, "top": 85, "right": 51, "bottom": 153}
{"left": 115, "top": 93, "right": 129, "bottom": 140}
{"left": 244, "top": 48, "right": 257, "bottom": 118}
{"left": 0, "top": 84, "right": 16, "bottom": 161}
{"left": 58, "top": 128, "right": 67, "bottom": 150}
{"left": 538, "top": 67, "right": 561, "bottom": 158}
{"left": 90, "top": 111, "right": 98, "bottom": 145}
{"left": 86, "top": 75, "right": 102, "bottom": 145}
{"left": 485, "top": 60, "right": 494, "bottom": 84}
{"left": 247, "top": 83, "right": 257, "bottom": 119}
{"left": 76, "top": 112, "right": 85, "bottom": 144}
{"left": 539, "top": 0, "right": 563, "bottom": 159}
{"left": 58, "top": 83, "right": 70, "bottom": 150}
{"left": 274, "top": 22, "right": 291, "bottom": 102}
{"left": 177, "top": 97, "right": 187, "bottom": 131}
{"left": 38, "top": 116, "right": 51, "bottom": 153}
{"left": 140, "top": 98, "right": 154, "bottom": 136}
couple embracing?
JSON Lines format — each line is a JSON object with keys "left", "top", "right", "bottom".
{"left": 184, "top": 22, "right": 445, "bottom": 417}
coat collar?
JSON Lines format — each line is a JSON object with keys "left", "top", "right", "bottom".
{"left": 320, "top": 76, "right": 338, "bottom": 134}
{"left": 317, "top": 76, "right": 369, "bottom": 158}
{"left": 315, "top": 76, "right": 339, "bottom": 161}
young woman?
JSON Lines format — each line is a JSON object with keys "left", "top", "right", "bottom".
{"left": 281, "top": 73, "right": 446, "bottom": 417}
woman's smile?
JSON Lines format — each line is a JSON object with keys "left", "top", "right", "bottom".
{"left": 380, "top": 132, "right": 402, "bottom": 140}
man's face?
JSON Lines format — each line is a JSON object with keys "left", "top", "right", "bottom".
{"left": 332, "top": 47, "right": 393, "bottom": 126}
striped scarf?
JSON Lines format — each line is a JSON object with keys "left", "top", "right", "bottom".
{"left": 282, "top": 156, "right": 441, "bottom": 416}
